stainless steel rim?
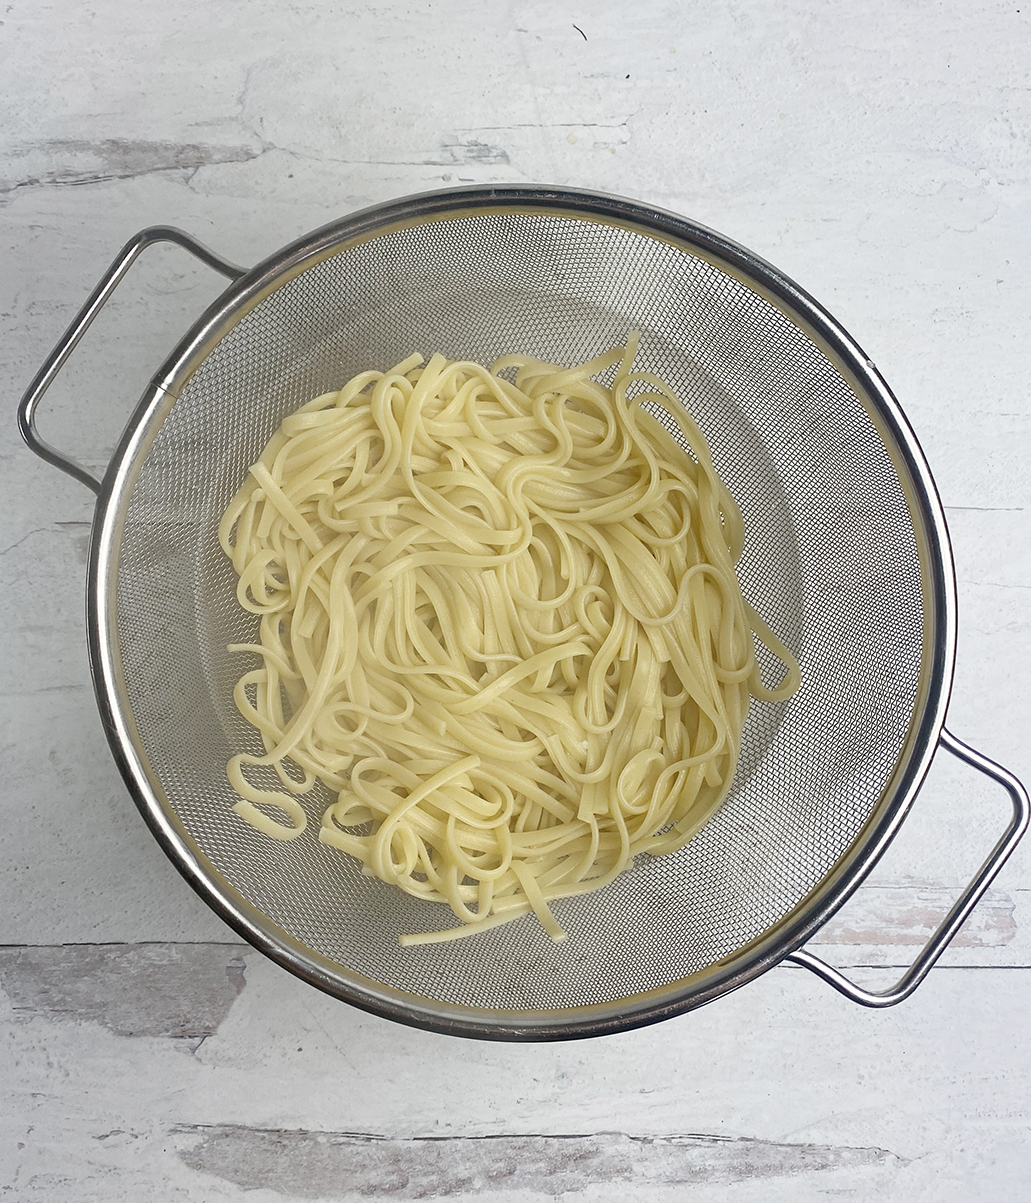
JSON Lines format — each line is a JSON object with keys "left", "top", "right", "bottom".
{"left": 85, "top": 185, "right": 957, "bottom": 1040}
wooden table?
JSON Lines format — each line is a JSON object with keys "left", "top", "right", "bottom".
{"left": 3, "top": 2, "right": 1029, "bottom": 1198}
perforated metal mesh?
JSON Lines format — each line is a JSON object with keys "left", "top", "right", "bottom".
{"left": 114, "top": 207, "right": 926, "bottom": 1017}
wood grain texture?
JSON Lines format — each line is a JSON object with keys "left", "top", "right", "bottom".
{"left": 0, "top": 945, "right": 246, "bottom": 1039}
{"left": 2, "top": 954, "right": 1029, "bottom": 1200}
{"left": 174, "top": 1126, "right": 899, "bottom": 1197}
{"left": 2, "top": 0, "right": 1029, "bottom": 1198}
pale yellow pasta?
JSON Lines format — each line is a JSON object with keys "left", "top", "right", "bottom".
{"left": 218, "top": 335, "right": 800, "bottom": 945}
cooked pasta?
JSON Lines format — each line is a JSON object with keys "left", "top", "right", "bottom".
{"left": 218, "top": 334, "right": 800, "bottom": 945}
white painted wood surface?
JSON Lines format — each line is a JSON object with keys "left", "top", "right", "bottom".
{"left": 2, "top": 1, "right": 1029, "bottom": 1198}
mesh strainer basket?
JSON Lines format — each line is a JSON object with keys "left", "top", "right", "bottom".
{"left": 20, "top": 186, "right": 1028, "bottom": 1040}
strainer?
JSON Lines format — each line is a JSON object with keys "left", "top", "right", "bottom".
{"left": 20, "top": 185, "right": 1028, "bottom": 1040}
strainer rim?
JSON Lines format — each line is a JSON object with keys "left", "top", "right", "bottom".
{"left": 86, "top": 184, "right": 956, "bottom": 1039}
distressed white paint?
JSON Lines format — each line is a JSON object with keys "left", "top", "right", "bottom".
{"left": 1, "top": 0, "right": 1029, "bottom": 1198}
{"left": 2, "top": 952, "right": 1030, "bottom": 1200}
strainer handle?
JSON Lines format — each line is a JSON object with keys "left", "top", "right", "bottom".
{"left": 18, "top": 226, "right": 246, "bottom": 494}
{"left": 787, "top": 729, "right": 1029, "bottom": 1007}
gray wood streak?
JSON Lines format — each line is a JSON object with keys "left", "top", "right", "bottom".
{"left": 173, "top": 1125, "right": 902, "bottom": 1198}
{"left": 0, "top": 944, "right": 246, "bottom": 1039}
{"left": 0, "top": 138, "right": 264, "bottom": 196}
{"left": 810, "top": 886, "right": 1016, "bottom": 948}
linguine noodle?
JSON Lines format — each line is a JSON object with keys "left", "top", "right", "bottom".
{"left": 218, "top": 335, "right": 800, "bottom": 945}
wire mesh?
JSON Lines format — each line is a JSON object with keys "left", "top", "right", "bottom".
{"left": 115, "top": 208, "right": 925, "bottom": 1016}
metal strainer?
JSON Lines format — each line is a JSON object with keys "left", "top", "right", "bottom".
{"left": 20, "top": 186, "right": 1028, "bottom": 1040}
